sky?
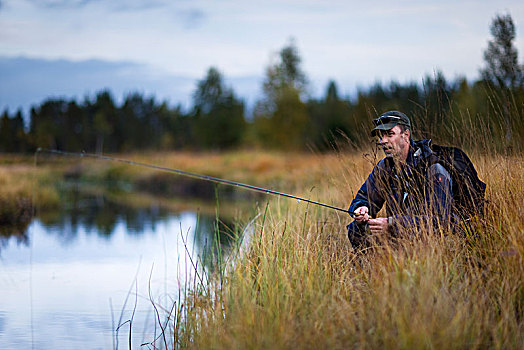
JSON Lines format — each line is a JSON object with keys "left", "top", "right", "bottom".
{"left": 1, "top": 0, "right": 523, "bottom": 116}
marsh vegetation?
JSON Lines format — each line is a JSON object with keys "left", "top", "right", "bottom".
{"left": 160, "top": 151, "right": 523, "bottom": 349}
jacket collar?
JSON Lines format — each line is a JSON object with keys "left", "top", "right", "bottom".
{"left": 383, "top": 139, "right": 433, "bottom": 170}
{"left": 407, "top": 139, "right": 433, "bottom": 167}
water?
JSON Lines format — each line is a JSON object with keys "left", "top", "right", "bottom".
{"left": 0, "top": 185, "right": 243, "bottom": 349}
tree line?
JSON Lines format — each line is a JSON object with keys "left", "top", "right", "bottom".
{"left": 1, "top": 13, "right": 523, "bottom": 154}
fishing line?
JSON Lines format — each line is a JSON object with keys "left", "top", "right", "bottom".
{"left": 36, "top": 148, "right": 349, "bottom": 214}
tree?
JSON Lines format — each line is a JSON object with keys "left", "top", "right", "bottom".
{"left": 481, "top": 13, "right": 524, "bottom": 146}
{"left": 307, "top": 80, "right": 354, "bottom": 150}
{"left": 192, "top": 67, "right": 245, "bottom": 149}
{"left": 481, "top": 13, "right": 523, "bottom": 90}
{"left": 29, "top": 99, "right": 68, "bottom": 150}
{"left": 420, "top": 71, "right": 453, "bottom": 139}
{"left": 63, "top": 101, "right": 87, "bottom": 152}
{"left": 119, "top": 93, "right": 158, "bottom": 150}
{"left": 12, "top": 110, "right": 27, "bottom": 152}
{"left": 91, "top": 91, "right": 117, "bottom": 153}
{"left": 254, "top": 40, "right": 309, "bottom": 149}
{"left": 158, "top": 103, "right": 187, "bottom": 149}
{"left": 194, "top": 67, "right": 225, "bottom": 115}
{"left": 0, "top": 110, "right": 13, "bottom": 152}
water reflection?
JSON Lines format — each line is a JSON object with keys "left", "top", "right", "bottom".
{"left": 0, "top": 183, "right": 247, "bottom": 349}
{"left": 1, "top": 184, "right": 238, "bottom": 253}
{"left": 41, "top": 186, "right": 183, "bottom": 239}
{"left": 0, "top": 222, "right": 29, "bottom": 251}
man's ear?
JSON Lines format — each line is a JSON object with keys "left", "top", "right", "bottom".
{"left": 403, "top": 129, "right": 410, "bottom": 140}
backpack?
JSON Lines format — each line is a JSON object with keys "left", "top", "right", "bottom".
{"left": 429, "top": 144, "right": 487, "bottom": 219}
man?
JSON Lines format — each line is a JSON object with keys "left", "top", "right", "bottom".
{"left": 347, "top": 111, "right": 455, "bottom": 248}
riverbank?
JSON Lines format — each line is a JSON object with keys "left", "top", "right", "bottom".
{"left": 0, "top": 150, "right": 348, "bottom": 227}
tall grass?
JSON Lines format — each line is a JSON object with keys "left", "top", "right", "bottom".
{"left": 0, "top": 164, "right": 60, "bottom": 225}
{"left": 165, "top": 149, "right": 523, "bottom": 348}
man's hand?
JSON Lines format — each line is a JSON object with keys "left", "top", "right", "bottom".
{"left": 352, "top": 206, "right": 369, "bottom": 223}
{"left": 368, "top": 217, "right": 389, "bottom": 235}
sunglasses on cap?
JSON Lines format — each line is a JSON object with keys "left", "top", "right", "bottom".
{"left": 372, "top": 115, "right": 406, "bottom": 126}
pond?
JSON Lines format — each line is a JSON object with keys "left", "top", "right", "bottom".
{"left": 0, "top": 183, "right": 255, "bottom": 349}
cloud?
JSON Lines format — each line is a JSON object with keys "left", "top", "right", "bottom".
{"left": 109, "top": 0, "right": 167, "bottom": 13}
{"left": 178, "top": 8, "right": 206, "bottom": 29}
{"left": 25, "top": 0, "right": 168, "bottom": 12}
{"left": 27, "top": 0, "right": 99, "bottom": 9}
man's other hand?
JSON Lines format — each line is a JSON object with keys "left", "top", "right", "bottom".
{"left": 368, "top": 217, "right": 389, "bottom": 235}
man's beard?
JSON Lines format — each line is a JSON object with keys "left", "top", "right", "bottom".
{"left": 382, "top": 146, "right": 394, "bottom": 157}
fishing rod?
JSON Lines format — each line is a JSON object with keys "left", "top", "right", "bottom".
{"left": 36, "top": 148, "right": 350, "bottom": 214}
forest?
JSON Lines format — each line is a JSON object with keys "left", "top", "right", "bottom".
{"left": 1, "top": 13, "right": 523, "bottom": 154}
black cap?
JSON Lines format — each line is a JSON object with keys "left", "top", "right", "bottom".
{"left": 371, "top": 111, "right": 411, "bottom": 136}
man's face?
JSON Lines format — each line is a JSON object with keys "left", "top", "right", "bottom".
{"left": 376, "top": 125, "right": 410, "bottom": 161}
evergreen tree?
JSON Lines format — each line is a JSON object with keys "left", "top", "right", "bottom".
{"left": 307, "top": 80, "right": 354, "bottom": 150}
{"left": 254, "top": 40, "right": 309, "bottom": 149}
{"left": 11, "top": 110, "right": 27, "bottom": 152}
{"left": 167, "top": 104, "right": 192, "bottom": 150}
{"left": 63, "top": 101, "right": 85, "bottom": 151}
{"left": 420, "top": 71, "right": 453, "bottom": 140}
{"left": 481, "top": 13, "right": 523, "bottom": 90}
{"left": 119, "top": 93, "right": 158, "bottom": 151}
{"left": 481, "top": 13, "right": 524, "bottom": 146}
{"left": 0, "top": 110, "right": 13, "bottom": 152}
{"left": 29, "top": 99, "right": 67, "bottom": 150}
{"left": 192, "top": 67, "right": 245, "bottom": 149}
{"left": 92, "top": 90, "right": 117, "bottom": 153}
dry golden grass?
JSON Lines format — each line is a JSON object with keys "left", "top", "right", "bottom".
{"left": 117, "top": 150, "right": 344, "bottom": 190}
{"left": 0, "top": 163, "right": 60, "bottom": 223}
{"left": 169, "top": 151, "right": 523, "bottom": 350}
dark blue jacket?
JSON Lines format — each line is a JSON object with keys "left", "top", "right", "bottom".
{"left": 348, "top": 139, "right": 454, "bottom": 233}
